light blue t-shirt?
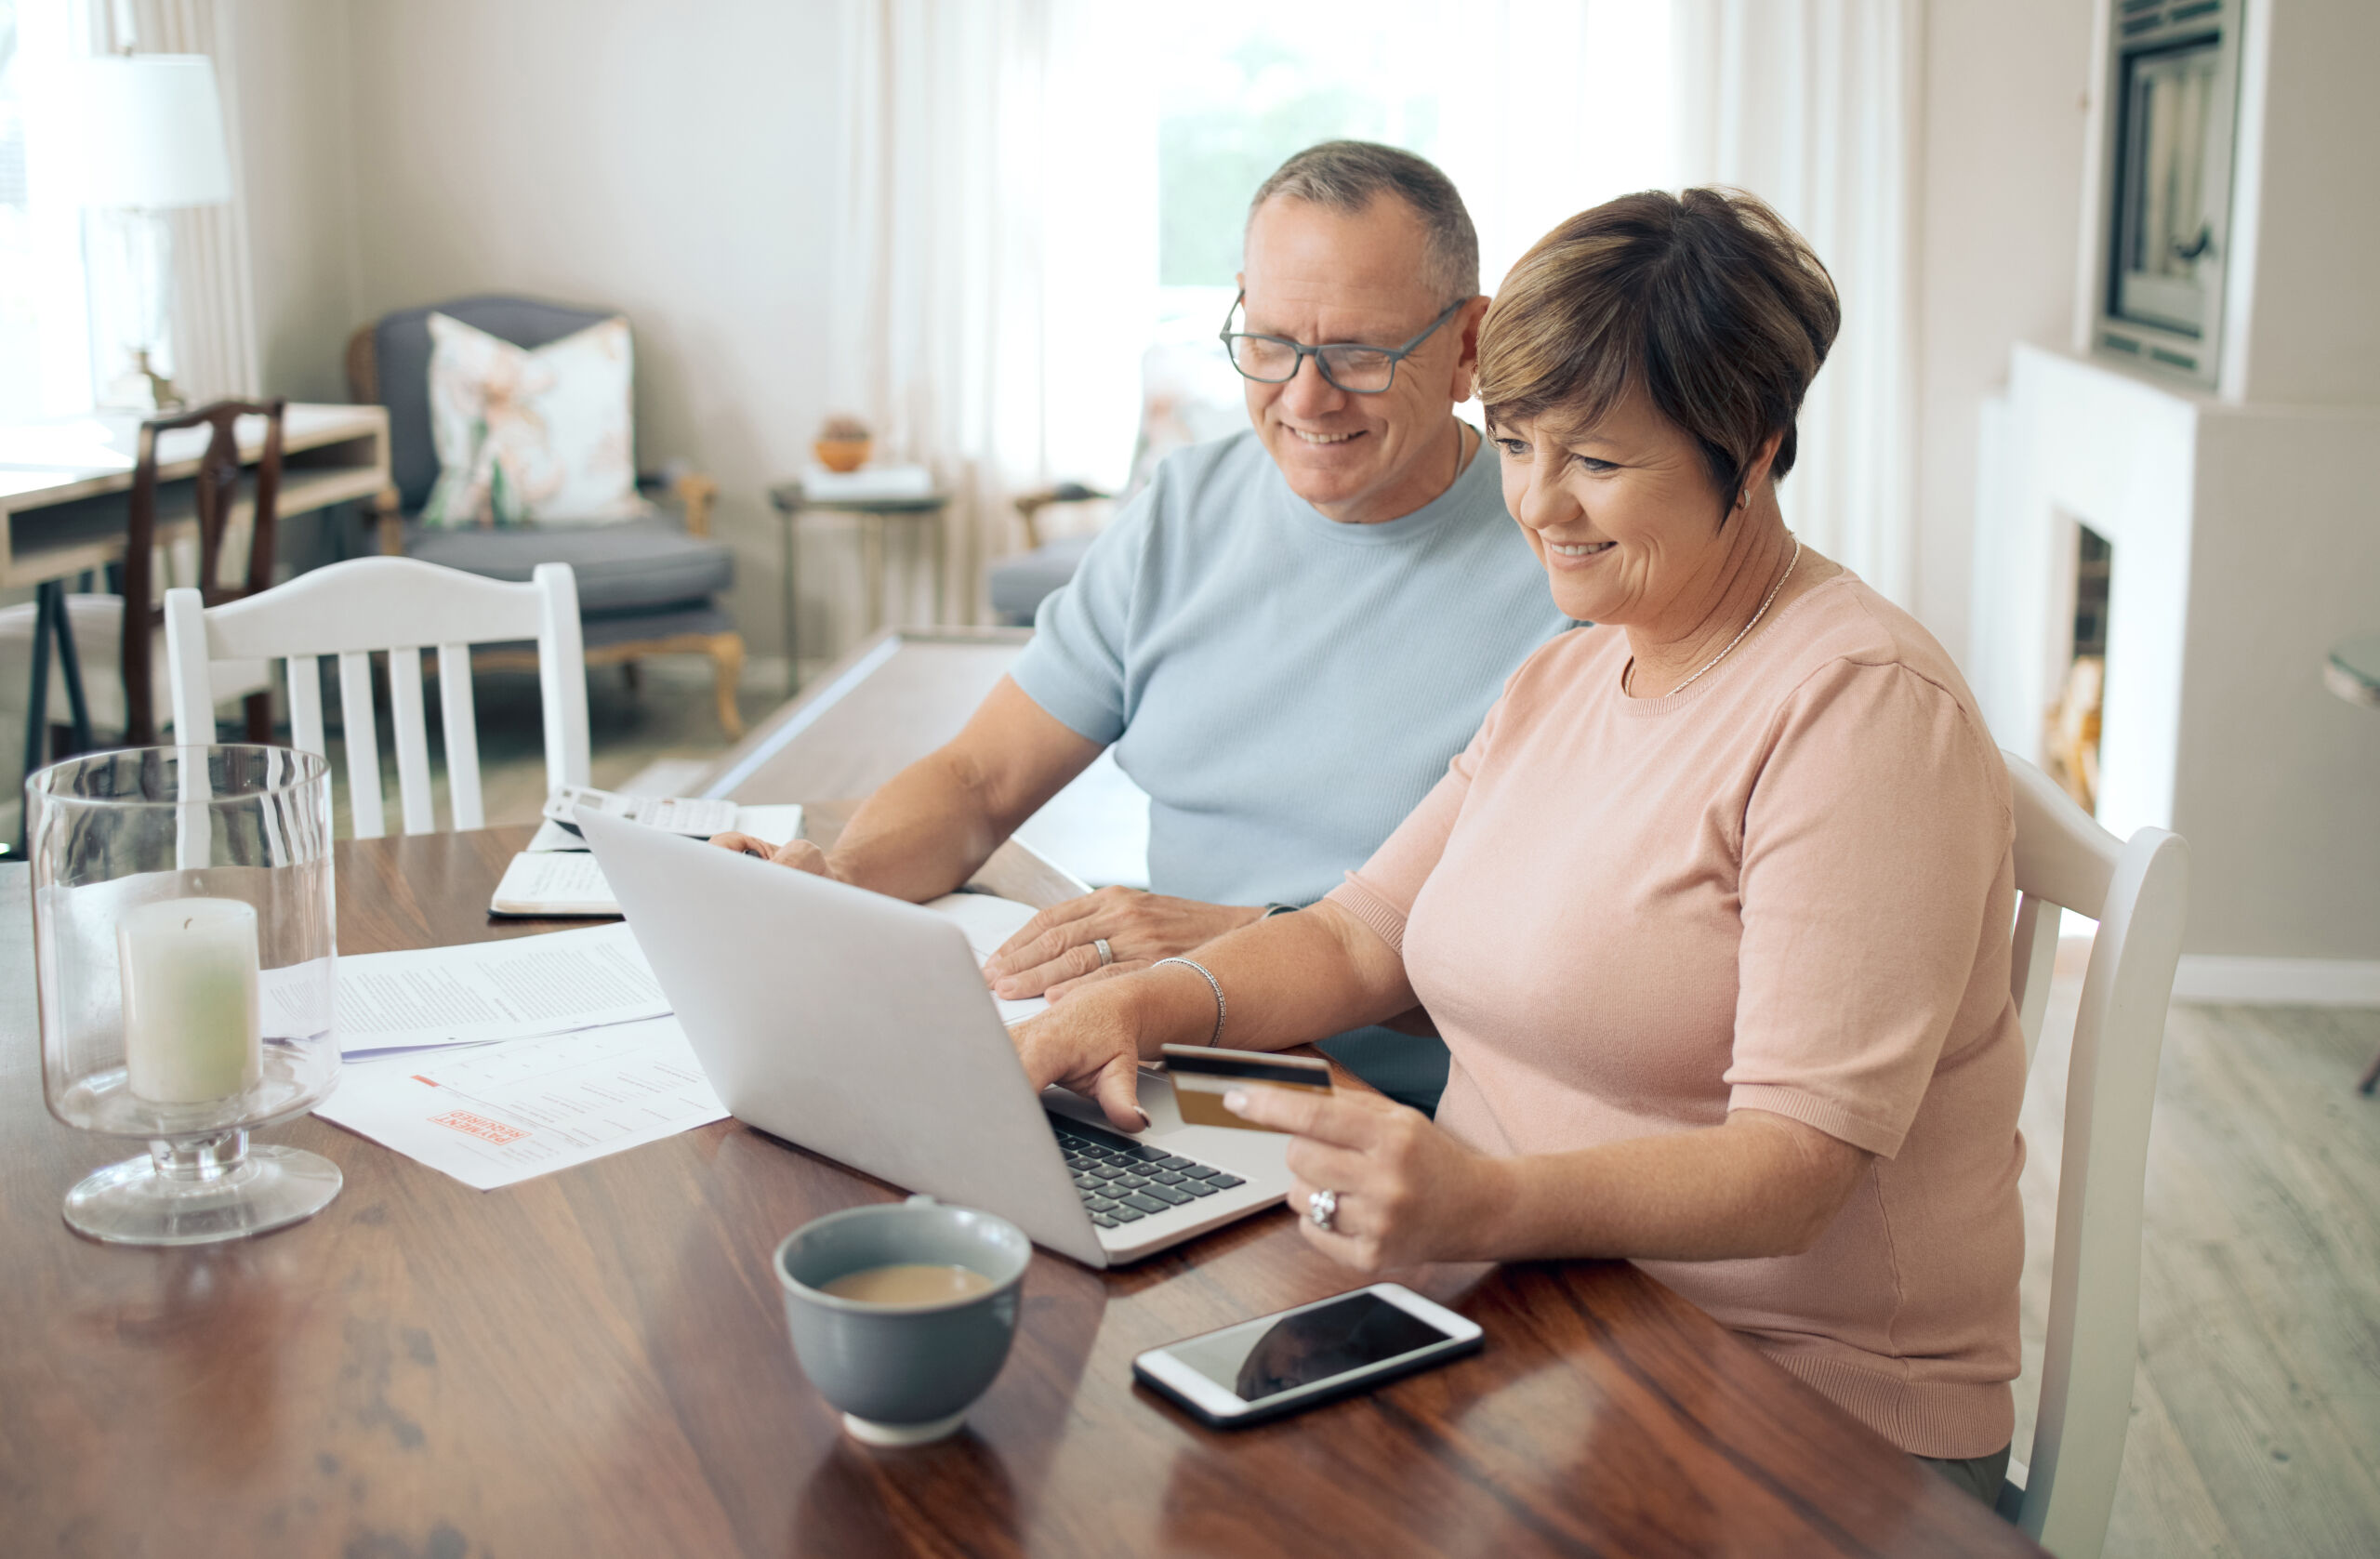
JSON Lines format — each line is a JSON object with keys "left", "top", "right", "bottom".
{"left": 1011, "top": 429, "right": 1571, "bottom": 907}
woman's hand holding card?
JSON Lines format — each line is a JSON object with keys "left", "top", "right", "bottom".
{"left": 1223, "top": 1083, "right": 1514, "bottom": 1274}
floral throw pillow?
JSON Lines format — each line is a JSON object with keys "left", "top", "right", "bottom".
{"left": 419, "top": 311, "right": 641, "bottom": 526}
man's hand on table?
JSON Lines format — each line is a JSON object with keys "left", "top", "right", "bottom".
{"left": 982, "top": 887, "right": 1264, "bottom": 1001}
{"left": 710, "top": 831, "right": 839, "bottom": 878}
{"left": 708, "top": 832, "right": 1264, "bottom": 1002}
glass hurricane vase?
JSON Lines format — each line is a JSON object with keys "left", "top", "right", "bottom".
{"left": 30, "top": 746, "right": 340, "bottom": 1245}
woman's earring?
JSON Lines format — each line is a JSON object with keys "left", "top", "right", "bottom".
{"left": 1737, "top": 487, "right": 1751, "bottom": 509}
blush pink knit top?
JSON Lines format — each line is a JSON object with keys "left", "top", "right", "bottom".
{"left": 1326, "top": 571, "right": 2026, "bottom": 1459}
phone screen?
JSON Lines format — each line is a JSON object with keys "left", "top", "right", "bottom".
{"left": 1168, "top": 1292, "right": 1455, "bottom": 1402}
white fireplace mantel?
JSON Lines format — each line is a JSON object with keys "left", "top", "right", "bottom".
{"left": 1973, "top": 344, "right": 2380, "bottom": 996}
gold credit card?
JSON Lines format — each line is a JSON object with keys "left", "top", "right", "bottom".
{"left": 1162, "top": 1044, "right": 1332, "bottom": 1132}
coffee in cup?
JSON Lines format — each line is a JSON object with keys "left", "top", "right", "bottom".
{"left": 774, "top": 1196, "right": 1032, "bottom": 1446}
{"left": 819, "top": 1263, "right": 998, "bottom": 1305}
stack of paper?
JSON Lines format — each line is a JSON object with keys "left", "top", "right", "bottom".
{"left": 314, "top": 889, "right": 1048, "bottom": 1191}
{"left": 924, "top": 891, "right": 1048, "bottom": 1024}
{"left": 326, "top": 922, "right": 669, "bottom": 1057}
{"left": 800, "top": 463, "right": 934, "bottom": 500}
{"left": 316, "top": 1018, "right": 726, "bottom": 1192}
{"left": 316, "top": 922, "right": 722, "bottom": 1190}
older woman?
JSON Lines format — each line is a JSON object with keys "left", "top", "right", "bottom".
{"left": 1011, "top": 189, "right": 2025, "bottom": 1502}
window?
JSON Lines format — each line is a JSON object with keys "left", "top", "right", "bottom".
{"left": 0, "top": 0, "right": 96, "bottom": 421}
{"left": 1110, "top": 0, "right": 1678, "bottom": 490}
{"left": 1148, "top": 4, "right": 1467, "bottom": 453}
{"left": 1158, "top": 30, "right": 1441, "bottom": 291}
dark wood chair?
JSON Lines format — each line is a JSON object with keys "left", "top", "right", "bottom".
{"left": 6, "top": 400, "right": 284, "bottom": 775}
{"left": 125, "top": 400, "right": 287, "bottom": 745}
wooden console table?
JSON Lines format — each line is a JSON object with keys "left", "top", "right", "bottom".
{"left": 0, "top": 403, "right": 390, "bottom": 590}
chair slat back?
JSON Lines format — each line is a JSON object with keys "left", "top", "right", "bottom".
{"left": 2006, "top": 755, "right": 2120, "bottom": 1066}
{"left": 1997, "top": 751, "right": 2189, "bottom": 1559}
{"left": 387, "top": 645, "right": 436, "bottom": 834}
{"left": 437, "top": 643, "right": 485, "bottom": 830}
{"left": 2010, "top": 895, "right": 2062, "bottom": 1066}
{"left": 164, "top": 557, "right": 589, "bottom": 839}
{"left": 335, "top": 649, "right": 385, "bottom": 838}
{"left": 286, "top": 647, "right": 326, "bottom": 760}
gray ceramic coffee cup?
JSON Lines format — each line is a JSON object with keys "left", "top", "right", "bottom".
{"left": 774, "top": 1196, "right": 1033, "bottom": 1446}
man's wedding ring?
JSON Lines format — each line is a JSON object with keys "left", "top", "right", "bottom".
{"left": 1308, "top": 1187, "right": 1340, "bottom": 1233}
{"left": 1093, "top": 938, "right": 1113, "bottom": 968}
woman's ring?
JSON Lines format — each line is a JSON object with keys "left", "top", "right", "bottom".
{"left": 1308, "top": 1187, "right": 1339, "bottom": 1233}
{"left": 1093, "top": 938, "right": 1114, "bottom": 968}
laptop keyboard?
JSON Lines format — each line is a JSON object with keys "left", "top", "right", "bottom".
{"left": 1050, "top": 1116, "right": 1246, "bottom": 1230}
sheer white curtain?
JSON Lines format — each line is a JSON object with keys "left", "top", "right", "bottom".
{"left": 106, "top": 0, "right": 261, "bottom": 404}
{"left": 1673, "top": 0, "right": 1920, "bottom": 605}
{"left": 829, "top": 0, "right": 1154, "bottom": 627}
{"left": 1427, "top": 0, "right": 1679, "bottom": 294}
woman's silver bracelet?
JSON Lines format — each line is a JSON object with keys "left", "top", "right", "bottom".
{"left": 1151, "top": 956, "right": 1225, "bottom": 1047}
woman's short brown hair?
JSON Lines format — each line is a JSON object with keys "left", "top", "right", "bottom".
{"left": 1475, "top": 188, "right": 1840, "bottom": 511}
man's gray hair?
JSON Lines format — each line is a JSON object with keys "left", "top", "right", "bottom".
{"left": 1247, "top": 140, "right": 1481, "bottom": 301}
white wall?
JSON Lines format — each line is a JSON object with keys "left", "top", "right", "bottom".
{"left": 229, "top": 0, "right": 361, "bottom": 406}
{"left": 2223, "top": 0, "right": 2380, "bottom": 405}
{"left": 2179, "top": 402, "right": 2380, "bottom": 960}
{"left": 1911, "top": 0, "right": 2096, "bottom": 667}
{"left": 229, "top": 0, "right": 847, "bottom": 663}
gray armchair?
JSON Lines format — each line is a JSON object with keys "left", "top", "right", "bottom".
{"left": 346, "top": 295, "right": 745, "bottom": 736}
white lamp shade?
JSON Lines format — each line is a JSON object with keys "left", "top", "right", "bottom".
{"left": 66, "top": 55, "right": 233, "bottom": 209}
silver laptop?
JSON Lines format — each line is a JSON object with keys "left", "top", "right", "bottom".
{"left": 576, "top": 809, "right": 1293, "bottom": 1267}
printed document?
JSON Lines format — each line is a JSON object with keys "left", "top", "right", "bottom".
{"left": 925, "top": 892, "right": 1049, "bottom": 1024}
{"left": 327, "top": 922, "right": 668, "bottom": 1057}
{"left": 316, "top": 1017, "right": 725, "bottom": 1190}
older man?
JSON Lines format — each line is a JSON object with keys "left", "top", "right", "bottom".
{"left": 718, "top": 140, "right": 1569, "bottom": 1110}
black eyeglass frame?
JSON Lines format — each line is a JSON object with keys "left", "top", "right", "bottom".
{"left": 1218, "top": 292, "right": 1473, "bottom": 395}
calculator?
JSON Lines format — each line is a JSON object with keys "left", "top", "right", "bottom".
{"left": 543, "top": 785, "right": 742, "bottom": 839}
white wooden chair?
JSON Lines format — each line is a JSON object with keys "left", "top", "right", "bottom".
{"left": 163, "top": 557, "right": 590, "bottom": 838}
{"left": 1999, "top": 750, "right": 2189, "bottom": 1558}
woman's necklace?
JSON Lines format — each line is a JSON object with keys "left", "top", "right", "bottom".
{"left": 1626, "top": 536, "right": 1802, "bottom": 699}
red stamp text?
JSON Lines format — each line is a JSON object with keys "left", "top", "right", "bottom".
{"left": 430, "top": 1109, "right": 529, "bottom": 1146}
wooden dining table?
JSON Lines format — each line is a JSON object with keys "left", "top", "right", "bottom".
{"left": 0, "top": 821, "right": 2047, "bottom": 1558}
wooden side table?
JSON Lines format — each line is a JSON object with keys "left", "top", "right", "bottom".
{"left": 766, "top": 482, "right": 954, "bottom": 692}
{"left": 2324, "top": 635, "right": 2380, "bottom": 1092}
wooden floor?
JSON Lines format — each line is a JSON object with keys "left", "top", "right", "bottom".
{"left": 2017, "top": 942, "right": 2380, "bottom": 1557}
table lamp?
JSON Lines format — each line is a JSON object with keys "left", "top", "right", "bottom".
{"left": 65, "top": 54, "right": 233, "bottom": 412}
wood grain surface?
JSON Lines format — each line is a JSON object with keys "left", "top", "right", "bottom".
{"left": 0, "top": 831, "right": 2045, "bottom": 1558}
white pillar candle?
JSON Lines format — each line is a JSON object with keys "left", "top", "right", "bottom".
{"left": 118, "top": 897, "right": 263, "bottom": 1105}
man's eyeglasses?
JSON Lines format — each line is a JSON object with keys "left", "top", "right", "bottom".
{"left": 1219, "top": 292, "right": 1470, "bottom": 395}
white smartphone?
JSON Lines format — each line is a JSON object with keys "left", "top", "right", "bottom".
{"left": 1131, "top": 1283, "right": 1483, "bottom": 1428}
{"left": 543, "top": 786, "right": 740, "bottom": 839}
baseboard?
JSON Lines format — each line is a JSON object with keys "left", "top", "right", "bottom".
{"left": 2172, "top": 956, "right": 2380, "bottom": 1007}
